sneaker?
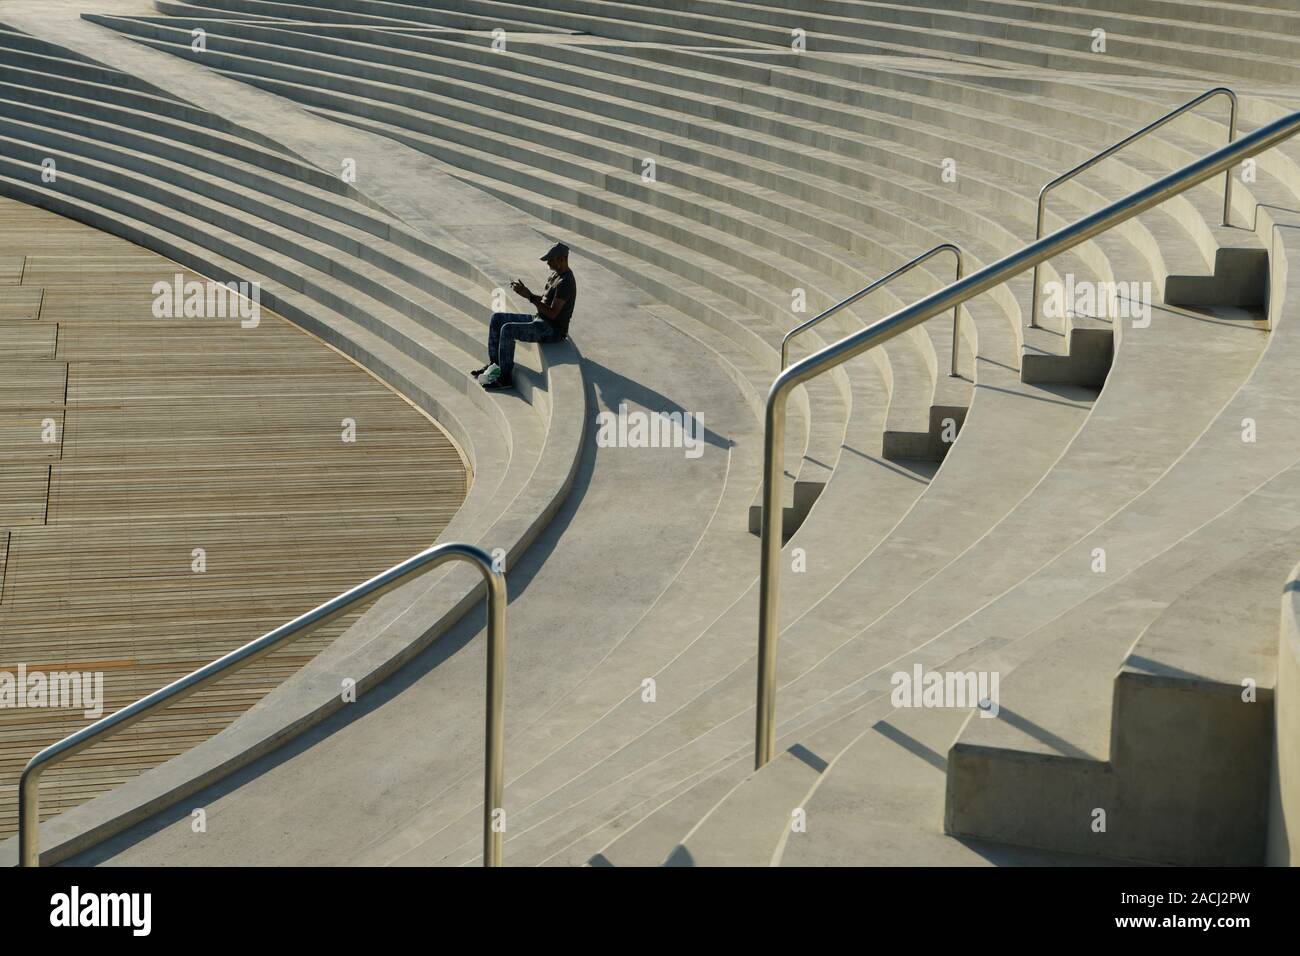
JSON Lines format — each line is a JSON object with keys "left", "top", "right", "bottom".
{"left": 482, "top": 375, "right": 514, "bottom": 391}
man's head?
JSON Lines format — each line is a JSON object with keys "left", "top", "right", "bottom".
{"left": 541, "top": 241, "right": 570, "bottom": 272}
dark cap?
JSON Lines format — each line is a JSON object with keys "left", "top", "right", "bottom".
{"left": 540, "top": 241, "right": 570, "bottom": 261}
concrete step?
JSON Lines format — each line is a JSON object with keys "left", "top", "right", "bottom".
{"left": 91, "top": 31, "right": 946, "bottom": 476}
{"left": 779, "top": 707, "right": 1114, "bottom": 866}
{"left": 947, "top": 483, "right": 1300, "bottom": 866}
{"left": 755, "top": 192, "right": 1300, "bottom": 867}
{"left": 130, "top": 36, "right": 1165, "bottom": 479}
{"left": 1166, "top": 247, "right": 1269, "bottom": 313}
{"left": 342, "top": 241, "right": 935, "bottom": 867}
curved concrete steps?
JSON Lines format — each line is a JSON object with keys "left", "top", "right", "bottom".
{"left": 90, "top": 19, "right": 1005, "bottom": 434}
{"left": 161, "top": 0, "right": 1289, "bottom": 84}
{"left": 98, "top": 11, "right": 1216, "bottom": 564}
{"left": 775, "top": 198, "right": 1300, "bottom": 867}
{"left": 0, "top": 27, "right": 299, "bottom": 158}
{"left": 598, "top": 280, "right": 1269, "bottom": 866}
{"left": 96, "top": 12, "right": 1255, "bottom": 404}
{"left": 452, "top": 209, "right": 1271, "bottom": 866}
{"left": 384, "top": 358, "right": 1093, "bottom": 866}
{"left": 546, "top": 93, "right": 1288, "bottom": 861}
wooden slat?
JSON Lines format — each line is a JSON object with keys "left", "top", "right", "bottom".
{"left": 0, "top": 256, "right": 23, "bottom": 285}
{"left": 0, "top": 286, "right": 43, "bottom": 321}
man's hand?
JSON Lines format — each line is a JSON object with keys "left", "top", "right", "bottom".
{"left": 510, "top": 279, "right": 535, "bottom": 301}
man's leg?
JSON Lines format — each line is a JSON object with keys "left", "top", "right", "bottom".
{"left": 477, "top": 312, "right": 531, "bottom": 376}
{"left": 488, "top": 318, "right": 560, "bottom": 387}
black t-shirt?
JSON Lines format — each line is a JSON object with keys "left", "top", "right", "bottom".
{"left": 539, "top": 269, "right": 576, "bottom": 337}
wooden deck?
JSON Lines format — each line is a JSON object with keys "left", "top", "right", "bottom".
{"left": 0, "top": 197, "right": 469, "bottom": 837}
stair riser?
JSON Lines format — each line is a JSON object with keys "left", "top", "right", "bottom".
{"left": 1111, "top": 676, "right": 1273, "bottom": 865}
{"left": 1021, "top": 328, "right": 1113, "bottom": 388}
{"left": 1166, "top": 249, "right": 1270, "bottom": 312}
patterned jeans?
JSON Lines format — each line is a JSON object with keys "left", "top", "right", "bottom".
{"left": 487, "top": 312, "right": 563, "bottom": 380}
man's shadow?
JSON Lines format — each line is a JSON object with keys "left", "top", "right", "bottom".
{"left": 580, "top": 355, "right": 734, "bottom": 454}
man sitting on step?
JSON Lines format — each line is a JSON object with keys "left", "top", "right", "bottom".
{"left": 473, "top": 241, "right": 577, "bottom": 391}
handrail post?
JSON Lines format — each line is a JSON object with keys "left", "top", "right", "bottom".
{"left": 19, "top": 542, "right": 508, "bottom": 868}
{"left": 756, "top": 110, "right": 1300, "bottom": 773}
{"left": 1223, "top": 93, "right": 1238, "bottom": 226}
{"left": 755, "top": 382, "right": 789, "bottom": 769}
{"left": 1029, "top": 86, "right": 1237, "bottom": 330}
{"left": 1029, "top": 193, "right": 1048, "bottom": 329}
{"left": 483, "top": 565, "right": 507, "bottom": 868}
{"left": 949, "top": 247, "right": 964, "bottom": 377}
{"left": 782, "top": 243, "right": 965, "bottom": 372}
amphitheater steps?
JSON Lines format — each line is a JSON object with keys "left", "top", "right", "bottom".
{"left": 4, "top": 0, "right": 1295, "bottom": 869}
{"left": 0, "top": 67, "right": 542, "bottom": 383}
{"left": 933, "top": 209, "right": 1300, "bottom": 866}
{"left": 211, "top": 0, "right": 1237, "bottom": 83}
{"left": 347, "top": 339, "right": 942, "bottom": 866}
{"left": 126, "top": 41, "right": 915, "bottom": 463}
{"left": 0, "top": 114, "right": 497, "bottom": 364}
{"left": 116, "top": 11, "right": 1211, "bottom": 408}
{"left": 0, "top": 9, "right": 790, "bottom": 874}
{"left": 49, "top": 258, "right": 753, "bottom": 869}
{"left": 156, "top": 0, "right": 589, "bottom": 36}
{"left": 91, "top": 19, "right": 1050, "bottom": 444}
{"left": 817, "top": 0, "right": 1300, "bottom": 83}
{"left": 764, "top": 290, "right": 1274, "bottom": 868}
{"left": 554, "top": 245, "right": 1270, "bottom": 866}
{"left": 0, "top": 66, "right": 506, "bottom": 283}
{"left": 399, "top": 359, "right": 1094, "bottom": 867}
{"left": 0, "top": 29, "right": 300, "bottom": 158}
{"left": 339, "top": 127, "right": 862, "bottom": 527}
{"left": 311, "top": 102, "right": 969, "bottom": 468}
{"left": 142, "top": 17, "right": 1237, "bottom": 392}
{"left": 345, "top": 295, "right": 932, "bottom": 866}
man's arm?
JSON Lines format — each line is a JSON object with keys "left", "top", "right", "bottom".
{"left": 511, "top": 277, "right": 567, "bottom": 322}
{"left": 531, "top": 293, "right": 567, "bottom": 322}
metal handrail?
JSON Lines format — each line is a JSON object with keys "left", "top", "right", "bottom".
{"left": 1029, "top": 87, "right": 1237, "bottom": 328}
{"left": 782, "top": 243, "right": 966, "bottom": 377}
{"left": 755, "top": 110, "right": 1300, "bottom": 770}
{"left": 19, "top": 541, "right": 508, "bottom": 867}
